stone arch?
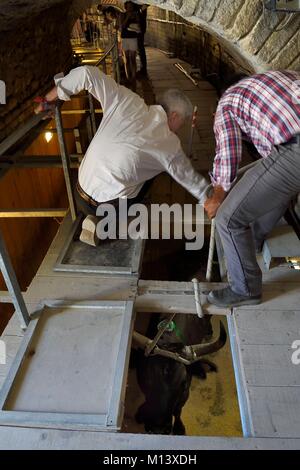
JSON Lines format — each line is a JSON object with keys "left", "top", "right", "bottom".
{"left": 133, "top": 0, "right": 300, "bottom": 72}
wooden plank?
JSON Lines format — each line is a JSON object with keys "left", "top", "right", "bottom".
{"left": 0, "top": 427, "right": 299, "bottom": 449}
{"left": 233, "top": 309, "right": 300, "bottom": 345}
{"left": 136, "top": 280, "right": 230, "bottom": 316}
{"left": 234, "top": 283, "right": 300, "bottom": 311}
{"left": 261, "top": 266, "right": 300, "bottom": 284}
{"left": 239, "top": 344, "right": 300, "bottom": 387}
{"left": 262, "top": 225, "right": 300, "bottom": 269}
{"left": 26, "top": 276, "right": 137, "bottom": 302}
{"left": 248, "top": 386, "right": 300, "bottom": 438}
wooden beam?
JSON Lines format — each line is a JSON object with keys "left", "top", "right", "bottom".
{"left": 136, "top": 280, "right": 230, "bottom": 316}
{"left": 0, "top": 426, "right": 299, "bottom": 450}
{"left": 0, "top": 209, "right": 67, "bottom": 218}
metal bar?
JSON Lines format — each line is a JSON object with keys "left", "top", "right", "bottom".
{"left": 88, "top": 94, "right": 97, "bottom": 136}
{"left": 55, "top": 104, "right": 77, "bottom": 222}
{"left": 102, "top": 58, "right": 107, "bottom": 75}
{"left": 192, "top": 278, "right": 204, "bottom": 318}
{"left": 0, "top": 209, "right": 67, "bottom": 218}
{"left": 111, "top": 47, "right": 116, "bottom": 82}
{"left": 145, "top": 313, "right": 176, "bottom": 357}
{"left": 112, "top": 35, "right": 120, "bottom": 83}
{"left": 95, "top": 40, "right": 116, "bottom": 67}
{"left": 188, "top": 106, "right": 197, "bottom": 157}
{"left": 0, "top": 229, "right": 30, "bottom": 329}
{"left": 204, "top": 160, "right": 260, "bottom": 282}
{"left": 0, "top": 112, "right": 48, "bottom": 156}
{"left": 206, "top": 218, "right": 216, "bottom": 282}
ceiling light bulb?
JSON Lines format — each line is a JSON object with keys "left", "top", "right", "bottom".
{"left": 45, "top": 131, "right": 53, "bottom": 143}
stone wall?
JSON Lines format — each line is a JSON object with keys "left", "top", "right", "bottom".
{"left": 0, "top": 0, "right": 299, "bottom": 143}
{"left": 145, "top": 8, "right": 252, "bottom": 92}
{"left": 138, "top": 0, "right": 300, "bottom": 73}
{"left": 0, "top": 1, "right": 73, "bottom": 143}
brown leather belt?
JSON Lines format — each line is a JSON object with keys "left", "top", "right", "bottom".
{"left": 76, "top": 181, "right": 99, "bottom": 208}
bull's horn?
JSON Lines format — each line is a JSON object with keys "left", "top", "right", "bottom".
{"left": 132, "top": 331, "right": 152, "bottom": 350}
{"left": 189, "top": 321, "right": 227, "bottom": 357}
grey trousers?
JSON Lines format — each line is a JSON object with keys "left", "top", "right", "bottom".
{"left": 216, "top": 143, "right": 300, "bottom": 296}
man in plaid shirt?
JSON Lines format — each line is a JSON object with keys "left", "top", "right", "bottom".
{"left": 205, "top": 70, "right": 300, "bottom": 308}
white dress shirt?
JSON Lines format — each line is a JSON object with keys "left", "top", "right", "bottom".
{"left": 55, "top": 66, "right": 208, "bottom": 203}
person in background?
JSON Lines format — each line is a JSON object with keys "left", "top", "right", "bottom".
{"left": 121, "top": 1, "right": 141, "bottom": 85}
{"left": 136, "top": 4, "right": 148, "bottom": 77}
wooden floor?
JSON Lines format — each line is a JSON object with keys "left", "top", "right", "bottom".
{"left": 0, "top": 48, "right": 300, "bottom": 449}
{"left": 229, "top": 257, "right": 300, "bottom": 439}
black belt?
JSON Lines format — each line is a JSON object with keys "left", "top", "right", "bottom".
{"left": 76, "top": 182, "right": 119, "bottom": 208}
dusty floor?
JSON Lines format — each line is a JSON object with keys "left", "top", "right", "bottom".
{"left": 122, "top": 315, "right": 242, "bottom": 437}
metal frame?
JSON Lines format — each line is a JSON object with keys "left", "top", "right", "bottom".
{"left": 227, "top": 314, "right": 253, "bottom": 437}
{"left": 54, "top": 215, "right": 144, "bottom": 276}
{"left": 0, "top": 300, "right": 135, "bottom": 431}
{"left": 0, "top": 230, "right": 30, "bottom": 330}
{"left": 54, "top": 103, "right": 77, "bottom": 222}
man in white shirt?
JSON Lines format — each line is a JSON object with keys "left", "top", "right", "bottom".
{"left": 37, "top": 66, "right": 208, "bottom": 243}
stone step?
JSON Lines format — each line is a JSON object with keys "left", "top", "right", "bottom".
{"left": 262, "top": 225, "right": 300, "bottom": 270}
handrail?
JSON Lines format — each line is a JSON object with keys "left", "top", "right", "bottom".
{"left": 95, "top": 39, "right": 117, "bottom": 67}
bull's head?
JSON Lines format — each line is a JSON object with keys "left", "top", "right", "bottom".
{"left": 135, "top": 356, "right": 191, "bottom": 435}
{"left": 133, "top": 319, "right": 227, "bottom": 365}
{"left": 133, "top": 317, "right": 227, "bottom": 435}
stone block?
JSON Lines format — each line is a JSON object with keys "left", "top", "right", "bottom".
{"left": 195, "top": 0, "right": 221, "bottom": 23}
{"left": 270, "top": 30, "right": 300, "bottom": 69}
{"left": 213, "top": 0, "right": 244, "bottom": 29}
{"left": 227, "top": 0, "right": 262, "bottom": 41}
{"left": 258, "top": 16, "right": 300, "bottom": 63}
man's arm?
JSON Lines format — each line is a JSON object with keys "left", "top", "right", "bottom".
{"left": 35, "top": 66, "right": 119, "bottom": 114}
{"left": 211, "top": 109, "right": 243, "bottom": 191}
{"left": 166, "top": 151, "right": 209, "bottom": 203}
{"left": 204, "top": 108, "right": 242, "bottom": 218}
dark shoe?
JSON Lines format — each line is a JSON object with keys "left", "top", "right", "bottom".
{"left": 207, "top": 286, "right": 261, "bottom": 308}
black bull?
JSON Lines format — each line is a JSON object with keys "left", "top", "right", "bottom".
{"left": 132, "top": 314, "right": 227, "bottom": 435}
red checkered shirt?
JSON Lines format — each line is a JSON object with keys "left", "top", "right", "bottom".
{"left": 212, "top": 70, "right": 300, "bottom": 191}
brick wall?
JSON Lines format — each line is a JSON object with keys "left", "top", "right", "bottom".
{"left": 0, "top": 2, "right": 73, "bottom": 142}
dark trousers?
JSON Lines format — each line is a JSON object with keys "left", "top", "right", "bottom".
{"left": 75, "top": 178, "right": 154, "bottom": 217}
{"left": 137, "top": 34, "right": 147, "bottom": 72}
